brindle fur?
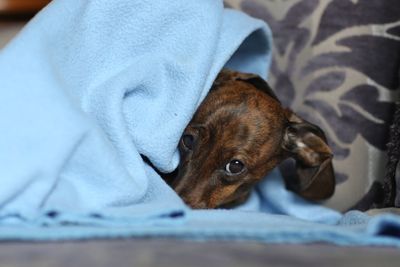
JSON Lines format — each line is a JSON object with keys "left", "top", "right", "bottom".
{"left": 169, "top": 69, "right": 335, "bottom": 209}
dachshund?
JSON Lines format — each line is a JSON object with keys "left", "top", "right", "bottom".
{"left": 168, "top": 69, "right": 335, "bottom": 209}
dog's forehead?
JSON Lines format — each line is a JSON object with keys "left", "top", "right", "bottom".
{"left": 188, "top": 82, "right": 286, "bottom": 170}
{"left": 214, "top": 69, "right": 280, "bottom": 103}
{"left": 196, "top": 80, "right": 283, "bottom": 121}
{"left": 188, "top": 70, "right": 287, "bottom": 150}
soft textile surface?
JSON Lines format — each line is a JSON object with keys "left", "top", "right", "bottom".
{"left": 0, "top": 0, "right": 400, "bottom": 247}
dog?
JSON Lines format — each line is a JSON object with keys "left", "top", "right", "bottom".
{"left": 168, "top": 69, "right": 335, "bottom": 209}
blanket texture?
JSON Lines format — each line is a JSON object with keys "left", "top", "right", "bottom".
{"left": 0, "top": 0, "right": 400, "bottom": 247}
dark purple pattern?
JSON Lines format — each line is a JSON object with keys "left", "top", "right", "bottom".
{"left": 305, "top": 99, "right": 393, "bottom": 149}
{"left": 313, "top": 0, "right": 400, "bottom": 45}
{"left": 335, "top": 172, "right": 349, "bottom": 185}
{"left": 305, "top": 71, "right": 346, "bottom": 97}
{"left": 304, "top": 36, "right": 400, "bottom": 90}
{"left": 388, "top": 25, "right": 400, "bottom": 38}
{"left": 241, "top": 0, "right": 318, "bottom": 75}
{"left": 341, "top": 85, "right": 396, "bottom": 122}
{"left": 274, "top": 74, "right": 295, "bottom": 107}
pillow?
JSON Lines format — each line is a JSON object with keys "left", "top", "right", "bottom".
{"left": 226, "top": 0, "right": 400, "bottom": 210}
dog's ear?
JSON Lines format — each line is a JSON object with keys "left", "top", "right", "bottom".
{"left": 281, "top": 110, "right": 335, "bottom": 200}
{"left": 214, "top": 69, "right": 279, "bottom": 102}
{"left": 234, "top": 73, "right": 280, "bottom": 103}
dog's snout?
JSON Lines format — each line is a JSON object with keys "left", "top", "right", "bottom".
{"left": 173, "top": 176, "right": 211, "bottom": 209}
{"left": 177, "top": 190, "right": 209, "bottom": 209}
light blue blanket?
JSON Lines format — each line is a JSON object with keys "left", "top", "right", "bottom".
{"left": 0, "top": 0, "right": 400, "bottom": 247}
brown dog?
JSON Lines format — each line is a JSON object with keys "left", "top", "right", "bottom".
{"left": 170, "top": 69, "right": 335, "bottom": 209}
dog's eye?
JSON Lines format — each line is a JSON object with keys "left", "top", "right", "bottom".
{"left": 182, "top": 134, "right": 195, "bottom": 150}
{"left": 225, "top": 160, "right": 245, "bottom": 175}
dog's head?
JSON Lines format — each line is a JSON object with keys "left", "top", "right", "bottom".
{"left": 172, "top": 69, "right": 335, "bottom": 209}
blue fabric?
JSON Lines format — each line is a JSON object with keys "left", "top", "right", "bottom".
{"left": 0, "top": 0, "right": 400, "bottom": 247}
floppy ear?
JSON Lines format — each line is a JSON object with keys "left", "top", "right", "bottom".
{"left": 214, "top": 69, "right": 279, "bottom": 102}
{"left": 281, "top": 110, "right": 335, "bottom": 200}
{"left": 234, "top": 73, "right": 279, "bottom": 103}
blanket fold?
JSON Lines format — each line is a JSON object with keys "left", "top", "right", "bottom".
{"left": 1, "top": 0, "right": 400, "bottom": 247}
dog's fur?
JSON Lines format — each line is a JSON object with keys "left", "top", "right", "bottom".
{"left": 168, "top": 69, "right": 335, "bottom": 209}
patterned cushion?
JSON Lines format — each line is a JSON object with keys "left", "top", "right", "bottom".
{"left": 225, "top": 0, "right": 400, "bottom": 210}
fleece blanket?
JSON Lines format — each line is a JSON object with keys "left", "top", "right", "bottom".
{"left": 1, "top": 0, "right": 400, "bottom": 247}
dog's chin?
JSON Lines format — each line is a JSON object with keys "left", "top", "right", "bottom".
{"left": 187, "top": 202, "right": 211, "bottom": 209}
{"left": 186, "top": 200, "right": 229, "bottom": 209}
{"left": 186, "top": 199, "right": 238, "bottom": 210}
{"left": 216, "top": 192, "right": 252, "bottom": 209}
